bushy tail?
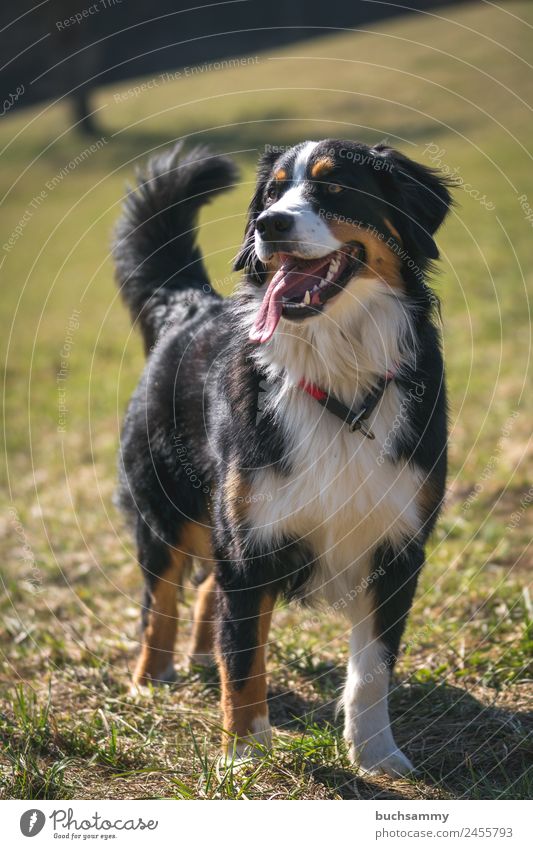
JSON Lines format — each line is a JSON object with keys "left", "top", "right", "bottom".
{"left": 113, "top": 143, "right": 238, "bottom": 353}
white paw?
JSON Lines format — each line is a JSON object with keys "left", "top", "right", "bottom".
{"left": 351, "top": 742, "right": 414, "bottom": 778}
{"left": 225, "top": 715, "right": 272, "bottom": 763}
{"left": 129, "top": 682, "right": 147, "bottom": 698}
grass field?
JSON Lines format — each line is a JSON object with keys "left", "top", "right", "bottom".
{"left": 0, "top": 0, "right": 531, "bottom": 800}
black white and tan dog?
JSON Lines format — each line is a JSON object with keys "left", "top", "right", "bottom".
{"left": 114, "top": 138, "right": 451, "bottom": 776}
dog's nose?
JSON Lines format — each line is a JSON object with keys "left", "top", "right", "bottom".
{"left": 256, "top": 211, "right": 293, "bottom": 241}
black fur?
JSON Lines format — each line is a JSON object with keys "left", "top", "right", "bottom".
{"left": 233, "top": 148, "right": 281, "bottom": 284}
{"left": 214, "top": 538, "right": 314, "bottom": 685}
{"left": 371, "top": 143, "right": 452, "bottom": 261}
{"left": 114, "top": 139, "right": 451, "bottom": 708}
{"left": 371, "top": 541, "right": 425, "bottom": 669}
{"left": 114, "top": 142, "right": 238, "bottom": 353}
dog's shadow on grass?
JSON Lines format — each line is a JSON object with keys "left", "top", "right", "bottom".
{"left": 266, "top": 677, "right": 533, "bottom": 800}
{"left": 391, "top": 680, "right": 532, "bottom": 799}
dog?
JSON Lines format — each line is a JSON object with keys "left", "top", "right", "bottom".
{"left": 113, "top": 138, "right": 451, "bottom": 776}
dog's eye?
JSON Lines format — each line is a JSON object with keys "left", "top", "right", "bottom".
{"left": 327, "top": 182, "right": 344, "bottom": 194}
{"left": 266, "top": 185, "right": 278, "bottom": 200}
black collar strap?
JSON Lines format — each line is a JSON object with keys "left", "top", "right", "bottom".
{"left": 298, "top": 372, "right": 395, "bottom": 439}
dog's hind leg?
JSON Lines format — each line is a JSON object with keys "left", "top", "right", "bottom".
{"left": 131, "top": 523, "right": 187, "bottom": 689}
{"left": 189, "top": 571, "right": 217, "bottom": 667}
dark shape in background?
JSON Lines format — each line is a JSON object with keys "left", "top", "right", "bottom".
{"left": 2, "top": 0, "right": 461, "bottom": 134}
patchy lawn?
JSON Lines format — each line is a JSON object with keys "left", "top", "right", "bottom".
{"left": 1, "top": 0, "right": 531, "bottom": 799}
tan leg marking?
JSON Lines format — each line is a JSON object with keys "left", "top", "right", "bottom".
{"left": 180, "top": 518, "right": 213, "bottom": 560}
{"left": 177, "top": 519, "right": 217, "bottom": 666}
{"left": 190, "top": 571, "right": 217, "bottom": 666}
{"left": 132, "top": 517, "right": 212, "bottom": 687}
{"left": 132, "top": 549, "right": 186, "bottom": 686}
{"left": 219, "top": 594, "right": 275, "bottom": 754}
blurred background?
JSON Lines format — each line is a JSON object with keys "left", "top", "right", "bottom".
{"left": 0, "top": 0, "right": 531, "bottom": 801}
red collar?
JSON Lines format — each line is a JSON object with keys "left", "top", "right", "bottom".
{"left": 298, "top": 371, "right": 395, "bottom": 437}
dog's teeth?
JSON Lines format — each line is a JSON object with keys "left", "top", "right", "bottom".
{"left": 304, "top": 290, "right": 311, "bottom": 305}
{"left": 324, "top": 255, "right": 340, "bottom": 284}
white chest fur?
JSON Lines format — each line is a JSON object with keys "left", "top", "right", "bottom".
{"left": 245, "top": 279, "right": 424, "bottom": 607}
{"left": 247, "top": 380, "right": 423, "bottom": 605}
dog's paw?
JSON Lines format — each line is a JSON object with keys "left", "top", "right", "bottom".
{"left": 359, "top": 748, "right": 414, "bottom": 778}
{"left": 189, "top": 651, "right": 215, "bottom": 669}
{"left": 224, "top": 716, "right": 272, "bottom": 763}
{"left": 129, "top": 662, "right": 177, "bottom": 695}
{"left": 348, "top": 739, "right": 414, "bottom": 778}
{"left": 153, "top": 662, "right": 178, "bottom": 684}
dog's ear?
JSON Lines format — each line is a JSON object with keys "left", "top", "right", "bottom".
{"left": 372, "top": 145, "right": 452, "bottom": 260}
{"left": 233, "top": 149, "right": 280, "bottom": 283}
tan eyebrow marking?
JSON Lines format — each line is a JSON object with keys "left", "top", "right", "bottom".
{"left": 384, "top": 217, "right": 402, "bottom": 243}
{"left": 311, "top": 157, "right": 335, "bottom": 179}
{"left": 274, "top": 168, "right": 287, "bottom": 181}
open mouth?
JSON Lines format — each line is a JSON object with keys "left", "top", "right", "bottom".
{"left": 249, "top": 242, "right": 364, "bottom": 344}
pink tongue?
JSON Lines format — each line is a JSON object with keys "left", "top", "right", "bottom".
{"left": 249, "top": 255, "right": 331, "bottom": 344}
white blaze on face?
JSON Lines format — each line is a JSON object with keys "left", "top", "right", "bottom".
{"left": 255, "top": 141, "right": 341, "bottom": 261}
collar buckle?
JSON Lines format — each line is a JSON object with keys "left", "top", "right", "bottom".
{"left": 348, "top": 406, "right": 368, "bottom": 432}
{"left": 349, "top": 412, "right": 375, "bottom": 438}
{"left": 296, "top": 372, "right": 395, "bottom": 436}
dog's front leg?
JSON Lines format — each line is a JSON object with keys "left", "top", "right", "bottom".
{"left": 343, "top": 542, "right": 423, "bottom": 777}
{"left": 216, "top": 581, "right": 275, "bottom": 760}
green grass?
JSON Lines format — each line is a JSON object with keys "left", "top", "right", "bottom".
{"left": 1, "top": 0, "right": 532, "bottom": 799}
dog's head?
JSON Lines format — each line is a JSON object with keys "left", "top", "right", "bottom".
{"left": 235, "top": 139, "right": 452, "bottom": 344}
